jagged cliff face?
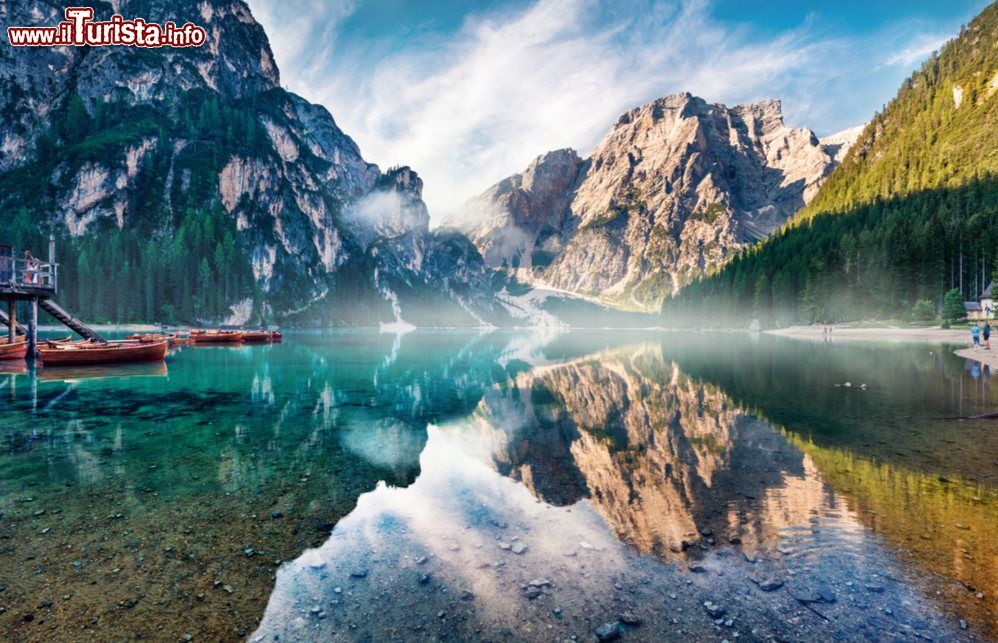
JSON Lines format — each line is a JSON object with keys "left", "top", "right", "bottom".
{"left": 450, "top": 149, "right": 584, "bottom": 270}
{"left": 0, "top": 0, "right": 501, "bottom": 326}
{"left": 454, "top": 93, "right": 858, "bottom": 310}
{"left": 1, "top": 0, "right": 281, "bottom": 174}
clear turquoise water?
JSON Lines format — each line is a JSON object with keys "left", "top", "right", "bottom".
{"left": 0, "top": 331, "right": 995, "bottom": 640}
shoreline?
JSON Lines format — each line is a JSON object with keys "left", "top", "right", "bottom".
{"left": 766, "top": 325, "right": 970, "bottom": 343}
{"left": 29, "top": 323, "right": 998, "bottom": 368}
{"left": 954, "top": 346, "right": 998, "bottom": 370}
{"left": 766, "top": 324, "right": 998, "bottom": 369}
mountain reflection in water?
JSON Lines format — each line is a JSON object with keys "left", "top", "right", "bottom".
{"left": 254, "top": 338, "right": 993, "bottom": 641}
{"left": 1, "top": 331, "right": 994, "bottom": 641}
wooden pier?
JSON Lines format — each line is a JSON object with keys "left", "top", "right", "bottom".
{"left": 1, "top": 236, "right": 106, "bottom": 356}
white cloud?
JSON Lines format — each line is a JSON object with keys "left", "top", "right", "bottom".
{"left": 884, "top": 33, "right": 949, "bottom": 67}
{"left": 248, "top": 0, "right": 358, "bottom": 87}
{"left": 248, "top": 0, "right": 961, "bottom": 221}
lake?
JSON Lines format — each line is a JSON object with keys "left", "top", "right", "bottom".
{"left": 0, "top": 331, "right": 995, "bottom": 641}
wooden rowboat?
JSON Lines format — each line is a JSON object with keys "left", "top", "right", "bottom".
{"left": 190, "top": 329, "right": 244, "bottom": 343}
{"left": 0, "top": 336, "right": 28, "bottom": 360}
{"left": 127, "top": 332, "right": 175, "bottom": 342}
{"left": 241, "top": 330, "right": 272, "bottom": 342}
{"left": 270, "top": 331, "right": 283, "bottom": 343}
{"left": 128, "top": 332, "right": 190, "bottom": 348}
{"left": 36, "top": 340, "right": 168, "bottom": 366}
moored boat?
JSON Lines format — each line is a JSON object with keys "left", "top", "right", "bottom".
{"left": 127, "top": 332, "right": 175, "bottom": 342}
{"left": 241, "top": 330, "right": 272, "bottom": 343}
{"left": 190, "top": 329, "right": 244, "bottom": 343}
{"left": 36, "top": 340, "right": 168, "bottom": 366}
{"left": 47, "top": 336, "right": 80, "bottom": 344}
{"left": 128, "top": 332, "right": 190, "bottom": 348}
{"left": 270, "top": 331, "right": 283, "bottom": 343}
{"left": 0, "top": 336, "right": 28, "bottom": 360}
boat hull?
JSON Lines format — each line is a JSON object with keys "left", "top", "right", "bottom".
{"left": 0, "top": 338, "right": 28, "bottom": 360}
{"left": 191, "top": 331, "right": 244, "bottom": 343}
{"left": 37, "top": 340, "right": 168, "bottom": 366}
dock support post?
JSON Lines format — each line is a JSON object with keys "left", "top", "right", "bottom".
{"left": 6, "top": 298, "right": 14, "bottom": 344}
{"left": 28, "top": 297, "right": 37, "bottom": 356}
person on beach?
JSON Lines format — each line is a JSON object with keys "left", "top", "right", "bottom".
{"left": 971, "top": 323, "right": 981, "bottom": 347}
{"left": 984, "top": 322, "right": 992, "bottom": 350}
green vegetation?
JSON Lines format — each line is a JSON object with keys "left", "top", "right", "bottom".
{"left": 629, "top": 270, "right": 673, "bottom": 309}
{"left": 942, "top": 287, "right": 967, "bottom": 324}
{"left": 663, "top": 4, "right": 998, "bottom": 326}
{"left": 4, "top": 204, "right": 255, "bottom": 324}
{"left": 582, "top": 187, "right": 646, "bottom": 229}
{"left": 911, "top": 298, "right": 936, "bottom": 322}
{"left": 690, "top": 203, "right": 726, "bottom": 225}
{"left": 0, "top": 88, "right": 307, "bottom": 324}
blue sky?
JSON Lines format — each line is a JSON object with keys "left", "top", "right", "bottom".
{"left": 247, "top": 0, "right": 988, "bottom": 218}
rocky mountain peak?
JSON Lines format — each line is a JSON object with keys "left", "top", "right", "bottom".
{"left": 520, "top": 148, "right": 582, "bottom": 193}
{"left": 457, "top": 92, "right": 859, "bottom": 311}
{"left": 380, "top": 166, "right": 425, "bottom": 198}
{"left": 445, "top": 148, "right": 584, "bottom": 271}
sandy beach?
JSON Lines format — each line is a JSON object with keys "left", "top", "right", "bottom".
{"left": 767, "top": 325, "right": 970, "bottom": 343}
{"left": 954, "top": 346, "right": 998, "bottom": 370}
{"left": 767, "top": 325, "right": 998, "bottom": 369}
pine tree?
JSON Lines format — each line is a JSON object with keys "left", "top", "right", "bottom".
{"left": 942, "top": 288, "right": 966, "bottom": 323}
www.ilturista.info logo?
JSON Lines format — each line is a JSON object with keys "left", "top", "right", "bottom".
{"left": 7, "top": 7, "right": 207, "bottom": 48}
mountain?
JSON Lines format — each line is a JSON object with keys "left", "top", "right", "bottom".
{"left": 449, "top": 93, "right": 856, "bottom": 311}
{"left": 818, "top": 125, "right": 865, "bottom": 164}
{"left": 663, "top": 2, "right": 998, "bottom": 326}
{"left": 0, "top": 0, "right": 505, "bottom": 327}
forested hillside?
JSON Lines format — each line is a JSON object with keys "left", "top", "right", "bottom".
{"left": 2, "top": 92, "right": 260, "bottom": 324}
{"left": 663, "top": 2, "right": 998, "bottom": 326}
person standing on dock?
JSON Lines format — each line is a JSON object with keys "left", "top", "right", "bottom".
{"left": 971, "top": 323, "right": 981, "bottom": 347}
{"left": 984, "top": 322, "right": 992, "bottom": 350}
{"left": 22, "top": 250, "right": 38, "bottom": 285}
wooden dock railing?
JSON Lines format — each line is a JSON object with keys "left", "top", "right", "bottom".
{"left": 0, "top": 251, "right": 58, "bottom": 296}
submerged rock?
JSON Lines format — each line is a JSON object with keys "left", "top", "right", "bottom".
{"left": 751, "top": 577, "right": 784, "bottom": 592}
{"left": 703, "top": 601, "right": 726, "bottom": 618}
{"left": 619, "top": 612, "right": 643, "bottom": 626}
{"left": 595, "top": 621, "right": 621, "bottom": 640}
